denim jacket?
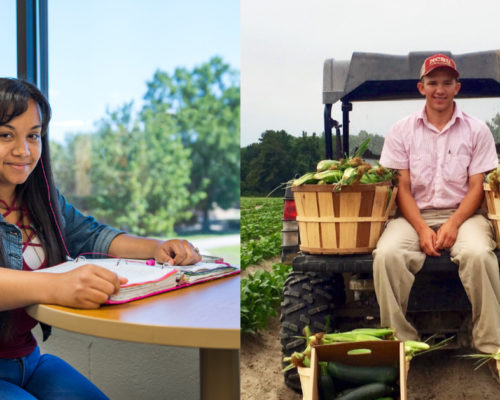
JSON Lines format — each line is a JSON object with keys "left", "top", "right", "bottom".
{"left": 0, "top": 191, "right": 124, "bottom": 271}
{"left": 0, "top": 191, "right": 124, "bottom": 342}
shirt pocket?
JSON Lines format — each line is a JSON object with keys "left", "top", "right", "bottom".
{"left": 444, "top": 153, "right": 470, "bottom": 187}
{"left": 409, "top": 154, "right": 434, "bottom": 192}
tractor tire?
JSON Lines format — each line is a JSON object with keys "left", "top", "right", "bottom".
{"left": 280, "top": 271, "right": 345, "bottom": 393}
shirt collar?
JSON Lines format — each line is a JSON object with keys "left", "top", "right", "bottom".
{"left": 417, "top": 101, "right": 463, "bottom": 132}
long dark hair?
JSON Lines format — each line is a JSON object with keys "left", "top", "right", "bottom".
{"left": 0, "top": 78, "right": 67, "bottom": 342}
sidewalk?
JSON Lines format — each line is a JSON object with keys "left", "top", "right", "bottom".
{"left": 191, "top": 234, "right": 240, "bottom": 251}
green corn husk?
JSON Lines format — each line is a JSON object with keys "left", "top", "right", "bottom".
{"left": 292, "top": 172, "right": 317, "bottom": 186}
{"left": 405, "top": 340, "right": 430, "bottom": 351}
{"left": 313, "top": 169, "right": 344, "bottom": 183}
{"left": 353, "top": 138, "right": 371, "bottom": 158}
{"left": 289, "top": 138, "right": 397, "bottom": 187}
{"left": 486, "top": 164, "right": 500, "bottom": 196}
{"left": 282, "top": 325, "right": 454, "bottom": 372}
{"left": 404, "top": 335, "right": 454, "bottom": 362}
{"left": 348, "top": 328, "right": 395, "bottom": 339}
{"left": 333, "top": 167, "right": 362, "bottom": 191}
{"left": 282, "top": 328, "right": 384, "bottom": 372}
{"left": 360, "top": 173, "right": 379, "bottom": 184}
{"left": 317, "top": 159, "right": 340, "bottom": 172}
{"left": 459, "top": 348, "right": 500, "bottom": 370}
{"left": 320, "top": 332, "right": 382, "bottom": 344}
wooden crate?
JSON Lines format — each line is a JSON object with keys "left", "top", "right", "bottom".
{"left": 483, "top": 183, "right": 500, "bottom": 249}
{"left": 292, "top": 182, "right": 397, "bottom": 254}
{"left": 306, "top": 341, "right": 407, "bottom": 400}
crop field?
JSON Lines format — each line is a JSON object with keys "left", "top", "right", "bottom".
{"left": 240, "top": 197, "right": 283, "bottom": 269}
{"left": 240, "top": 197, "right": 292, "bottom": 333}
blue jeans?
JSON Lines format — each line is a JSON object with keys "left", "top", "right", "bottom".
{"left": 0, "top": 346, "right": 108, "bottom": 399}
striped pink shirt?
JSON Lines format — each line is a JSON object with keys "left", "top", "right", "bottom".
{"left": 380, "top": 103, "right": 498, "bottom": 210}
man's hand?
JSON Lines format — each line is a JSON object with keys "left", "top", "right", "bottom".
{"left": 435, "top": 218, "right": 459, "bottom": 250}
{"left": 153, "top": 239, "right": 202, "bottom": 266}
{"left": 418, "top": 225, "right": 441, "bottom": 256}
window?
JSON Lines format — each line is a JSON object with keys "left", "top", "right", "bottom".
{"left": 48, "top": 0, "right": 240, "bottom": 237}
{"left": 0, "top": 0, "right": 17, "bottom": 77}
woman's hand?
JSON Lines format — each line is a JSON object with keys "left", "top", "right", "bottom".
{"left": 153, "top": 239, "right": 202, "bottom": 266}
{"left": 53, "top": 265, "right": 128, "bottom": 309}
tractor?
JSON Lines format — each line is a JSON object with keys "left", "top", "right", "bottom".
{"left": 279, "top": 50, "right": 500, "bottom": 392}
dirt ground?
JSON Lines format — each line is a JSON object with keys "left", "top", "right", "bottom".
{"left": 241, "top": 257, "right": 499, "bottom": 399}
{"left": 240, "top": 317, "right": 500, "bottom": 400}
{"left": 241, "top": 316, "right": 500, "bottom": 400}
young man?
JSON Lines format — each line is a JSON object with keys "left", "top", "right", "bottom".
{"left": 373, "top": 53, "right": 500, "bottom": 380}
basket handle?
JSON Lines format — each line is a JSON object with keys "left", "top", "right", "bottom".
{"left": 384, "top": 186, "right": 398, "bottom": 218}
{"left": 487, "top": 213, "right": 500, "bottom": 221}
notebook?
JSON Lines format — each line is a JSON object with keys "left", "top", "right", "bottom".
{"left": 36, "top": 257, "right": 240, "bottom": 304}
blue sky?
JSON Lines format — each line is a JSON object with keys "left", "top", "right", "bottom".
{"left": 0, "top": 0, "right": 240, "bottom": 142}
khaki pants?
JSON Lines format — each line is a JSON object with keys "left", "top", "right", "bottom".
{"left": 373, "top": 209, "right": 500, "bottom": 353}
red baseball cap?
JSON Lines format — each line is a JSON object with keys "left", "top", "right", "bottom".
{"left": 419, "top": 53, "right": 459, "bottom": 79}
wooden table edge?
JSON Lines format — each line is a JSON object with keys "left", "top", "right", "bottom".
{"left": 26, "top": 304, "right": 240, "bottom": 349}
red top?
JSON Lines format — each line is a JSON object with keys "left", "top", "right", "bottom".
{"left": 0, "top": 196, "right": 47, "bottom": 359}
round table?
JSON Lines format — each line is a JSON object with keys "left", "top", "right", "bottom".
{"left": 27, "top": 275, "right": 240, "bottom": 399}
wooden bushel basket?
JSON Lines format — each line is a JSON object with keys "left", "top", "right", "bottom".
{"left": 292, "top": 182, "right": 398, "bottom": 254}
{"left": 483, "top": 183, "right": 500, "bottom": 249}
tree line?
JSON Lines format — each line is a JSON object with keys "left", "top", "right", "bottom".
{"left": 50, "top": 57, "right": 240, "bottom": 236}
{"left": 241, "top": 130, "right": 385, "bottom": 197}
{"left": 242, "top": 113, "right": 500, "bottom": 197}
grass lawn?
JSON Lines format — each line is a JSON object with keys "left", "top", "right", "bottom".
{"left": 176, "top": 231, "right": 239, "bottom": 241}
{"left": 209, "top": 244, "right": 240, "bottom": 266}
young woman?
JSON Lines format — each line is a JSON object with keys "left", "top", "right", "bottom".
{"left": 0, "top": 77, "right": 201, "bottom": 399}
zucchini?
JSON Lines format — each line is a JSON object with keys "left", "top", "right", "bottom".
{"left": 334, "top": 382, "right": 395, "bottom": 400}
{"left": 319, "top": 374, "right": 336, "bottom": 399}
{"left": 327, "top": 362, "right": 398, "bottom": 385}
{"left": 319, "top": 362, "right": 336, "bottom": 399}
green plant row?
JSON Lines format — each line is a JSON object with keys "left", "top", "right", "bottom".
{"left": 241, "top": 197, "right": 283, "bottom": 242}
{"left": 241, "top": 263, "right": 292, "bottom": 334}
{"left": 240, "top": 232, "right": 282, "bottom": 270}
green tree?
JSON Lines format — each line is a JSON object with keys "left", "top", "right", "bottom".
{"left": 290, "top": 132, "right": 323, "bottom": 175}
{"left": 349, "top": 130, "right": 384, "bottom": 157}
{"left": 487, "top": 112, "right": 500, "bottom": 144}
{"left": 50, "top": 136, "right": 77, "bottom": 196}
{"left": 143, "top": 56, "right": 240, "bottom": 231}
{"left": 241, "top": 142, "right": 261, "bottom": 196}
{"left": 240, "top": 130, "right": 388, "bottom": 196}
{"left": 85, "top": 103, "right": 193, "bottom": 236}
{"left": 244, "top": 130, "right": 294, "bottom": 196}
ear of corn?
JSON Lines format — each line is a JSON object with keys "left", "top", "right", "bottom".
{"left": 313, "top": 169, "right": 344, "bottom": 182}
{"left": 348, "top": 328, "right": 395, "bottom": 339}
{"left": 360, "top": 173, "right": 379, "bottom": 184}
{"left": 292, "top": 139, "right": 397, "bottom": 188}
{"left": 282, "top": 325, "right": 453, "bottom": 371}
{"left": 317, "top": 159, "right": 340, "bottom": 172}
{"left": 292, "top": 172, "right": 317, "bottom": 186}
{"left": 486, "top": 164, "right": 500, "bottom": 196}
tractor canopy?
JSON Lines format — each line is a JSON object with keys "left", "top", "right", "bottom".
{"left": 323, "top": 50, "right": 500, "bottom": 104}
